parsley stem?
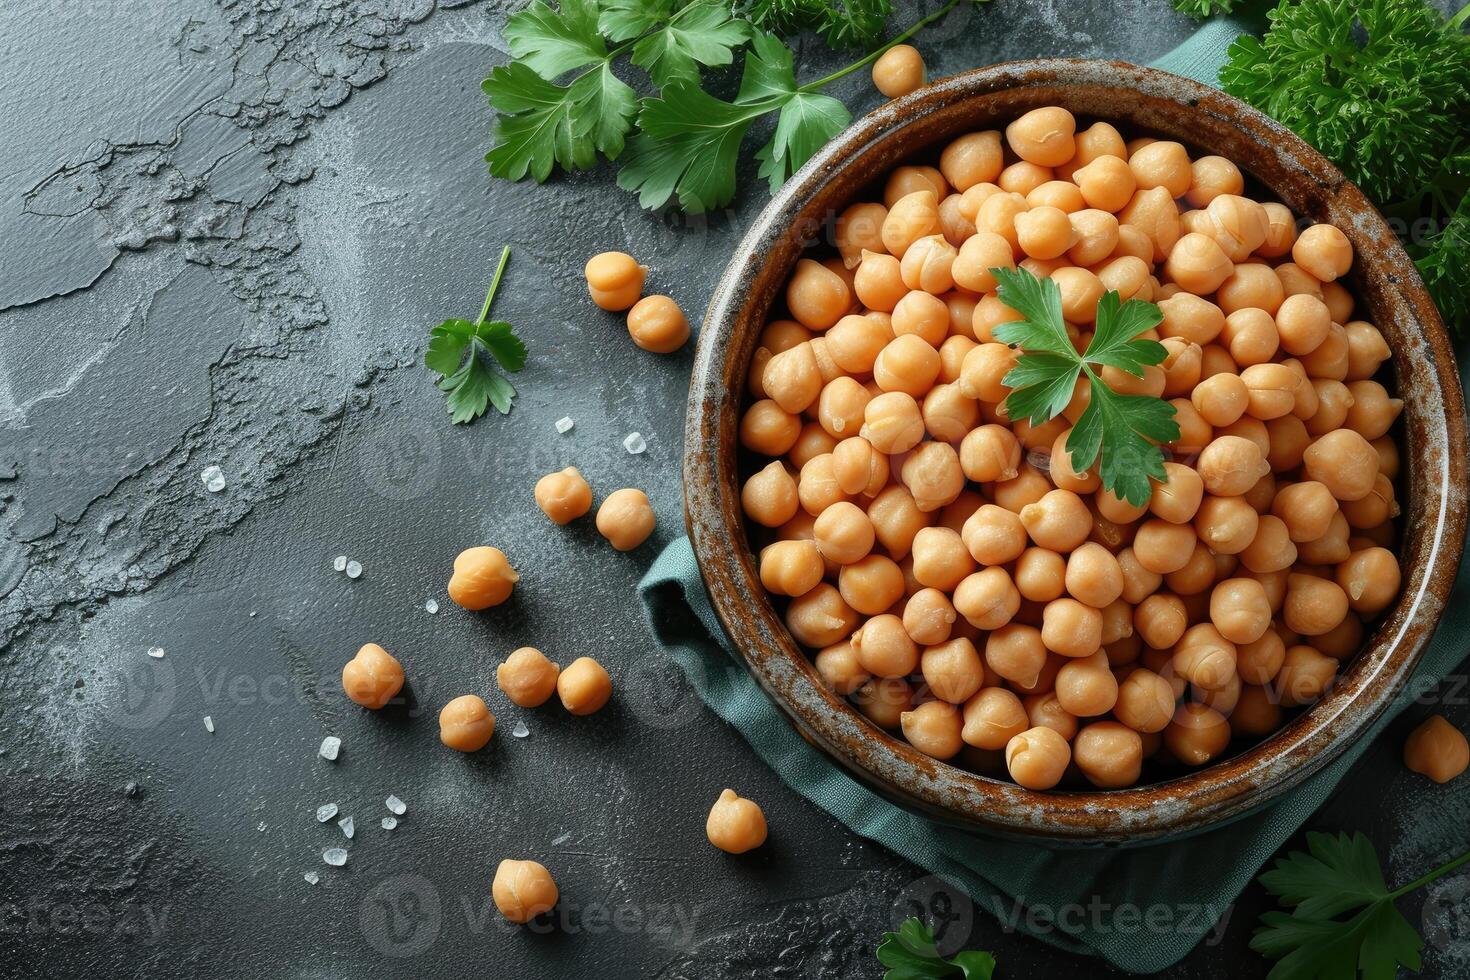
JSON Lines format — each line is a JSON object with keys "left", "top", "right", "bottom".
{"left": 477, "top": 246, "right": 512, "bottom": 325}
{"left": 1449, "top": 1, "right": 1470, "bottom": 31}
{"left": 1388, "top": 845, "right": 1470, "bottom": 900}
{"left": 798, "top": 0, "right": 975, "bottom": 93}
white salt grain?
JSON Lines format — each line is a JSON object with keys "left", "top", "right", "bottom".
{"left": 623, "top": 432, "right": 646, "bottom": 454}
{"left": 333, "top": 555, "right": 348, "bottom": 572}
{"left": 338, "top": 815, "right": 355, "bottom": 839}
{"left": 316, "top": 803, "right": 339, "bottom": 823}
{"left": 146, "top": 646, "right": 165, "bottom": 659}
{"left": 385, "top": 795, "right": 406, "bottom": 815}
{"left": 304, "top": 871, "right": 320, "bottom": 885}
{"left": 201, "top": 465, "right": 226, "bottom": 492}
{"left": 257, "top": 821, "right": 266, "bottom": 832}
{"left": 555, "top": 416, "right": 575, "bottom": 434}
{"left": 345, "top": 560, "right": 362, "bottom": 579}
{"left": 318, "top": 736, "right": 341, "bottom": 761}
{"left": 512, "top": 721, "right": 530, "bottom": 739}
{"left": 381, "top": 816, "right": 398, "bottom": 831}
{"left": 424, "top": 599, "right": 439, "bottom": 615}
{"left": 203, "top": 716, "right": 214, "bottom": 733}
{"left": 322, "top": 847, "right": 348, "bottom": 867}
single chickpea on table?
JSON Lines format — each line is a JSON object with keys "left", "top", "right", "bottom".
{"left": 738, "top": 102, "right": 1407, "bottom": 791}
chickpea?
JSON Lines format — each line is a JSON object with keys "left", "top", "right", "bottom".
{"left": 901, "top": 700, "right": 964, "bottom": 759}
{"left": 862, "top": 391, "right": 925, "bottom": 455}
{"left": 908, "top": 526, "right": 973, "bottom": 592}
{"left": 867, "top": 485, "right": 932, "bottom": 559}
{"left": 813, "top": 378, "right": 867, "bottom": 441}
{"left": 980, "top": 623, "right": 1043, "bottom": 689}
{"left": 1012, "top": 206, "right": 1073, "bottom": 260}
{"left": 1071, "top": 154, "right": 1135, "bottom": 214}
{"left": 1054, "top": 650, "right": 1118, "bottom": 717}
{"left": 1194, "top": 494, "right": 1259, "bottom": 556}
{"left": 901, "top": 441, "right": 964, "bottom": 513}
{"left": 439, "top": 694, "right": 496, "bottom": 752}
{"left": 1292, "top": 223, "right": 1353, "bottom": 282}
{"left": 1206, "top": 577, "right": 1270, "bottom": 645}
{"left": 1130, "top": 593, "right": 1183, "bottom": 650}
{"left": 956, "top": 504, "right": 1023, "bottom": 566}
{"left": 1005, "top": 725, "right": 1072, "bottom": 789}
{"left": 1064, "top": 543, "right": 1124, "bottom": 609}
{"left": 959, "top": 424, "right": 1022, "bottom": 483}
{"left": 815, "top": 640, "right": 870, "bottom": 695}
{"left": 741, "top": 461, "right": 798, "bottom": 528}
{"left": 590, "top": 489, "right": 655, "bottom": 554}
{"left": 1133, "top": 519, "right": 1198, "bottom": 575}
{"left": 1027, "top": 180, "right": 1085, "bottom": 213}
{"left": 882, "top": 190, "right": 940, "bottom": 258}
{"left": 1158, "top": 292, "right": 1225, "bottom": 347}
{"left": 1072, "top": 720, "right": 1143, "bottom": 788}
{"left": 1190, "top": 372, "right": 1248, "bottom": 428}
{"left": 1197, "top": 435, "right": 1270, "bottom": 497}
{"left": 1271, "top": 294, "right": 1331, "bottom": 358}
{"left": 492, "top": 859, "right": 559, "bottom": 923}
{"left": 1142, "top": 462, "right": 1199, "bottom": 525}
{"left": 940, "top": 131, "right": 1003, "bottom": 191}
{"left": 1128, "top": 140, "right": 1191, "bottom": 197}
{"left": 1306, "top": 379, "right": 1354, "bottom": 438}
{"left": 922, "top": 384, "right": 979, "bottom": 443}
{"left": 1276, "top": 644, "right": 1337, "bottom": 707}
{"left": 1048, "top": 266, "right": 1104, "bottom": 324}
{"left": 1267, "top": 481, "right": 1335, "bottom": 543}
{"left": 533, "top": 467, "right": 593, "bottom": 526}
{"left": 960, "top": 687, "right": 1029, "bottom": 749}
{"left": 1344, "top": 380, "right": 1403, "bottom": 440}
{"left": 1217, "top": 264, "right": 1285, "bottom": 318}
{"left": 832, "top": 437, "right": 888, "bottom": 497}
{"left": 938, "top": 334, "right": 978, "bottom": 383}
{"left": 1038, "top": 597, "right": 1102, "bottom": 659}
{"left": 1340, "top": 473, "right": 1396, "bottom": 529}
{"left": 624, "top": 294, "right": 690, "bottom": 353}
{"left": 762, "top": 342, "right": 821, "bottom": 414}
{"left": 1256, "top": 202, "right": 1297, "bottom": 257}
{"left": 584, "top": 251, "right": 647, "bottom": 311}
{"left": 872, "top": 43, "right": 925, "bottom": 98}
{"left": 1165, "top": 703, "right": 1231, "bottom": 766}
{"left": 1297, "top": 510, "right": 1350, "bottom": 565}
{"left": 1301, "top": 323, "right": 1351, "bottom": 382}
{"left": 1186, "top": 155, "right": 1243, "bottom": 207}
{"left": 1114, "top": 668, "right": 1177, "bottom": 734}
{"left": 758, "top": 539, "right": 824, "bottom": 597}
{"left": 1403, "top": 716, "right": 1470, "bottom": 784}
{"left": 890, "top": 291, "right": 949, "bottom": 348}
{"left": 740, "top": 400, "right": 802, "bottom": 456}
{"left": 1119, "top": 186, "right": 1181, "bottom": 261}
{"left": 840, "top": 556, "right": 907, "bottom": 616}
{"left": 809, "top": 502, "right": 872, "bottom": 566}
{"left": 1063, "top": 209, "right": 1118, "bottom": 267}
{"left": 1303, "top": 429, "right": 1379, "bottom": 501}
{"left": 495, "top": 647, "right": 562, "bottom": 708}
{"left": 1335, "top": 547, "right": 1401, "bottom": 614}
{"left": 950, "top": 231, "right": 1013, "bottom": 295}
{"left": 794, "top": 431, "right": 841, "bottom": 480}
{"left": 556, "top": 656, "right": 612, "bottom": 715}
{"left": 914, "top": 637, "right": 981, "bottom": 704}
{"left": 1019, "top": 489, "right": 1092, "bottom": 552}
{"left": 903, "top": 589, "right": 958, "bottom": 646}
{"left": 1344, "top": 321, "right": 1392, "bottom": 381}
{"left": 1283, "top": 573, "right": 1349, "bottom": 637}
{"left": 1172, "top": 623, "right": 1238, "bottom": 692}
{"left": 448, "top": 546, "right": 519, "bottom": 610}
{"left": 853, "top": 252, "right": 905, "bottom": 312}
{"left": 1237, "top": 363, "right": 1300, "bottom": 422}
{"left": 948, "top": 566, "right": 1018, "bottom": 630}
{"left": 835, "top": 203, "right": 888, "bottom": 267}
{"left": 1220, "top": 308, "right": 1280, "bottom": 366}
{"left": 826, "top": 313, "right": 893, "bottom": 374}
{"left": 342, "top": 642, "right": 405, "bottom": 710}
{"left": 1165, "top": 232, "right": 1233, "bottom": 295}
{"left": 885, "top": 166, "right": 947, "bottom": 207}
{"left": 956, "top": 343, "right": 1017, "bottom": 404}
{"left": 706, "top": 789, "right": 769, "bottom": 853}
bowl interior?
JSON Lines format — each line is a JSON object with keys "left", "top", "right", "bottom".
{"left": 684, "top": 59, "right": 1466, "bottom": 844}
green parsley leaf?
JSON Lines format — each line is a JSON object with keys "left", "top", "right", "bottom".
{"left": 744, "top": 32, "right": 851, "bottom": 190}
{"left": 624, "top": 0, "right": 750, "bottom": 87}
{"left": 483, "top": 61, "right": 637, "bottom": 181}
{"left": 425, "top": 248, "right": 527, "bottom": 424}
{"left": 616, "top": 83, "right": 769, "bottom": 212}
{"left": 504, "top": 0, "right": 608, "bottom": 80}
{"left": 741, "top": 0, "right": 895, "bottom": 50}
{"left": 876, "top": 918, "right": 996, "bottom": 980}
{"left": 992, "top": 267, "right": 1177, "bottom": 507}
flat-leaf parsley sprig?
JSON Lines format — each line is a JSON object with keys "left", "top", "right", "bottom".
{"left": 425, "top": 247, "right": 528, "bottom": 424}
{"left": 1251, "top": 831, "right": 1470, "bottom": 979}
{"left": 992, "top": 267, "right": 1179, "bottom": 507}
{"left": 876, "top": 917, "right": 997, "bottom": 979}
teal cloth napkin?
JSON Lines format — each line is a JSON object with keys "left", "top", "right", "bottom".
{"left": 637, "top": 23, "right": 1470, "bottom": 974}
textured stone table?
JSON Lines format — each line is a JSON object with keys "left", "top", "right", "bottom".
{"left": 2, "top": 1, "right": 1467, "bottom": 976}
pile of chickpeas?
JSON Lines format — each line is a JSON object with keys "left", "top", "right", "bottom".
{"left": 739, "top": 105, "right": 1406, "bottom": 791}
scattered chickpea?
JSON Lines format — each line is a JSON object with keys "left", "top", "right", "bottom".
{"left": 534, "top": 467, "right": 593, "bottom": 525}
{"left": 584, "top": 251, "right": 646, "bottom": 311}
{"left": 1005, "top": 726, "right": 1072, "bottom": 789}
{"left": 557, "top": 656, "right": 612, "bottom": 715}
{"left": 626, "top": 295, "right": 690, "bottom": 353}
{"left": 496, "top": 647, "right": 561, "bottom": 708}
{"left": 492, "top": 859, "right": 559, "bottom": 923}
{"left": 706, "top": 789, "right": 769, "bottom": 853}
{"left": 342, "top": 642, "right": 404, "bottom": 709}
{"left": 597, "top": 488, "right": 656, "bottom": 551}
{"left": 448, "top": 546, "right": 518, "bottom": 610}
{"left": 1403, "top": 715, "right": 1469, "bottom": 784}
{"left": 439, "top": 694, "right": 496, "bottom": 752}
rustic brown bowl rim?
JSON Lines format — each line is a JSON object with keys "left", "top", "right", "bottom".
{"left": 683, "top": 58, "right": 1468, "bottom": 844}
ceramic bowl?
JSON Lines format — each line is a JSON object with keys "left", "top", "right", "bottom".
{"left": 683, "top": 59, "right": 1467, "bottom": 844}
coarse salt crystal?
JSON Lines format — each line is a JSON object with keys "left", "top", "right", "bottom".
{"left": 333, "top": 555, "right": 348, "bottom": 572}
{"left": 345, "top": 560, "right": 362, "bottom": 579}
{"left": 322, "top": 848, "right": 348, "bottom": 867}
{"left": 318, "top": 736, "right": 341, "bottom": 761}
{"left": 381, "top": 816, "right": 398, "bottom": 831}
{"left": 424, "top": 599, "right": 438, "bottom": 615}
{"left": 555, "top": 416, "right": 574, "bottom": 434}
{"left": 316, "top": 803, "right": 339, "bottom": 823}
{"left": 512, "top": 721, "right": 530, "bottom": 739}
{"left": 623, "top": 432, "right": 646, "bottom": 454}
{"left": 201, "top": 465, "right": 226, "bottom": 492}
{"left": 304, "top": 871, "right": 320, "bottom": 885}
{"left": 257, "top": 821, "right": 266, "bottom": 832}
{"left": 385, "top": 795, "right": 406, "bottom": 815}
{"left": 203, "top": 716, "right": 215, "bottom": 733}
{"left": 146, "top": 646, "right": 165, "bottom": 659}
{"left": 338, "top": 815, "right": 354, "bottom": 839}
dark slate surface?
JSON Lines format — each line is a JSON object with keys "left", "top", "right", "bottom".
{"left": 2, "top": 1, "right": 1467, "bottom": 976}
